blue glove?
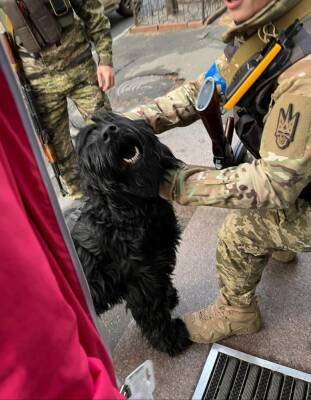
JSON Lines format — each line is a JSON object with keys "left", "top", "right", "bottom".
{"left": 204, "top": 63, "right": 226, "bottom": 95}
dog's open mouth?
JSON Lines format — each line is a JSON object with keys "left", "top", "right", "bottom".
{"left": 120, "top": 140, "right": 142, "bottom": 166}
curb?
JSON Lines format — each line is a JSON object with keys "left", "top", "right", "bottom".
{"left": 129, "top": 20, "right": 204, "bottom": 33}
{"left": 129, "top": 6, "right": 226, "bottom": 34}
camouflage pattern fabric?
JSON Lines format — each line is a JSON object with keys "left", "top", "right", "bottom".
{"left": 30, "top": 59, "right": 111, "bottom": 195}
{"left": 17, "top": 0, "right": 113, "bottom": 69}
{"left": 70, "top": 0, "right": 113, "bottom": 67}
{"left": 125, "top": 74, "right": 205, "bottom": 134}
{"left": 125, "top": 0, "right": 311, "bottom": 307}
{"left": 0, "top": 0, "right": 113, "bottom": 195}
{"left": 217, "top": 199, "right": 311, "bottom": 306}
{"left": 159, "top": 54, "right": 311, "bottom": 209}
{"left": 158, "top": 52, "right": 311, "bottom": 307}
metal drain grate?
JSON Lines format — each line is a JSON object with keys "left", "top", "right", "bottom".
{"left": 193, "top": 344, "right": 311, "bottom": 400}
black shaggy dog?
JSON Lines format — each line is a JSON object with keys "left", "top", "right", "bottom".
{"left": 71, "top": 113, "right": 192, "bottom": 356}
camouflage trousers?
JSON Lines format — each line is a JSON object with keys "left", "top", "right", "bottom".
{"left": 27, "top": 59, "right": 111, "bottom": 196}
{"left": 216, "top": 199, "right": 311, "bottom": 306}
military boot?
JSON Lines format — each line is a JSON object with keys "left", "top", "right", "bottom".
{"left": 271, "top": 250, "right": 297, "bottom": 263}
{"left": 183, "top": 294, "right": 262, "bottom": 343}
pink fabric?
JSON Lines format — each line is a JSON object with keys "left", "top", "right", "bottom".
{"left": 0, "top": 68, "right": 124, "bottom": 399}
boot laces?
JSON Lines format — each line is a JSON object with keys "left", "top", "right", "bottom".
{"left": 198, "top": 303, "right": 226, "bottom": 321}
{"left": 196, "top": 296, "right": 260, "bottom": 322}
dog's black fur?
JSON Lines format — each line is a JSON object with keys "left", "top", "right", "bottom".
{"left": 71, "top": 113, "right": 191, "bottom": 356}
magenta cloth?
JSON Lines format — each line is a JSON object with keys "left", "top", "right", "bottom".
{"left": 0, "top": 67, "right": 124, "bottom": 399}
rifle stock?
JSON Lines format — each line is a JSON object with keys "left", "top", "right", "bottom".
{"left": 195, "top": 77, "right": 234, "bottom": 169}
{"left": 1, "top": 32, "right": 67, "bottom": 196}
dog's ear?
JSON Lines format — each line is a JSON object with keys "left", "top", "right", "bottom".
{"left": 75, "top": 124, "right": 97, "bottom": 156}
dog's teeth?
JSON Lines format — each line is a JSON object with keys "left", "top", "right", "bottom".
{"left": 123, "top": 146, "right": 140, "bottom": 164}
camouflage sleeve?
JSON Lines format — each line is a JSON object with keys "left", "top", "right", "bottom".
{"left": 71, "top": 0, "right": 113, "bottom": 66}
{"left": 160, "top": 56, "right": 311, "bottom": 209}
{"left": 124, "top": 73, "right": 205, "bottom": 134}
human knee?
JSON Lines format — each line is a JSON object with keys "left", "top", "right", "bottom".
{"left": 218, "top": 211, "right": 247, "bottom": 248}
{"left": 218, "top": 210, "right": 272, "bottom": 255}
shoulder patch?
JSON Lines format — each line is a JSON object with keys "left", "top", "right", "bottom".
{"left": 260, "top": 93, "right": 311, "bottom": 159}
{"left": 275, "top": 104, "right": 300, "bottom": 149}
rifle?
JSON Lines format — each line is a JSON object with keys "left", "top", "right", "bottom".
{"left": 0, "top": 31, "right": 67, "bottom": 196}
{"left": 195, "top": 77, "right": 235, "bottom": 170}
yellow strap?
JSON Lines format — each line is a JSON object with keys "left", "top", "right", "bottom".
{"left": 222, "top": 0, "right": 311, "bottom": 87}
{"left": 224, "top": 43, "right": 282, "bottom": 110}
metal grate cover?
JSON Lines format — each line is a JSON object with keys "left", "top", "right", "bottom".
{"left": 193, "top": 344, "right": 311, "bottom": 400}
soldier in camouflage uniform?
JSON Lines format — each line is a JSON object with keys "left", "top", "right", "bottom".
{"left": 0, "top": 0, "right": 114, "bottom": 198}
{"left": 125, "top": 0, "right": 311, "bottom": 342}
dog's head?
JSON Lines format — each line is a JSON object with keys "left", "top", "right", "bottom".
{"left": 75, "top": 112, "right": 181, "bottom": 198}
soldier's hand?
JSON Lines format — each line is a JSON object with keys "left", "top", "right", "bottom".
{"left": 97, "top": 65, "right": 115, "bottom": 92}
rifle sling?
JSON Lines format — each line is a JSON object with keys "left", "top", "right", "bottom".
{"left": 221, "top": 0, "right": 311, "bottom": 87}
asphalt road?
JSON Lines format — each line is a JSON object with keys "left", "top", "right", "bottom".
{"left": 109, "top": 11, "right": 133, "bottom": 39}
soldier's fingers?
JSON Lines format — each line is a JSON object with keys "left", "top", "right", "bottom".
{"left": 102, "top": 72, "right": 110, "bottom": 92}
{"left": 104, "top": 72, "right": 114, "bottom": 91}
{"left": 97, "top": 69, "right": 103, "bottom": 90}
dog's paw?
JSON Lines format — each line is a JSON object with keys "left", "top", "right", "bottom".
{"left": 155, "top": 318, "right": 192, "bottom": 357}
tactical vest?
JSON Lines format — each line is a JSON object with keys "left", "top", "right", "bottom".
{"left": 222, "top": 3, "right": 311, "bottom": 199}
{"left": 0, "top": 0, "right": 74, "bottom": 53}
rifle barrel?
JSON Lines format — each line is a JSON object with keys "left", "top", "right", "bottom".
{"left": 196, "top": 78, "right": 234, "bottom": 169}
{"left": 224, "top": 116, "right": 234, "bottom": 146}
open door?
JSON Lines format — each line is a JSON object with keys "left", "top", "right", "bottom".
{"left": 0, "top": 42, "right": 123, "bottom": 399}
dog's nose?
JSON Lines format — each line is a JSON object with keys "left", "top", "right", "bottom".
{"left": 102, "top": 124, "right": 119, "bottom": 142}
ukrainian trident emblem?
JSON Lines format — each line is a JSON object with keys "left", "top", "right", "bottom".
{"left": 275, "top": 103, "right": 300, "bottom": 149}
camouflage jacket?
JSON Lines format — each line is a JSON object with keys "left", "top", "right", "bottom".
{"left": 126, "top": 0, "right": 311, "bottom": 210}
{"left": 0, "top": 0, "right": 113, "bottom": 75}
